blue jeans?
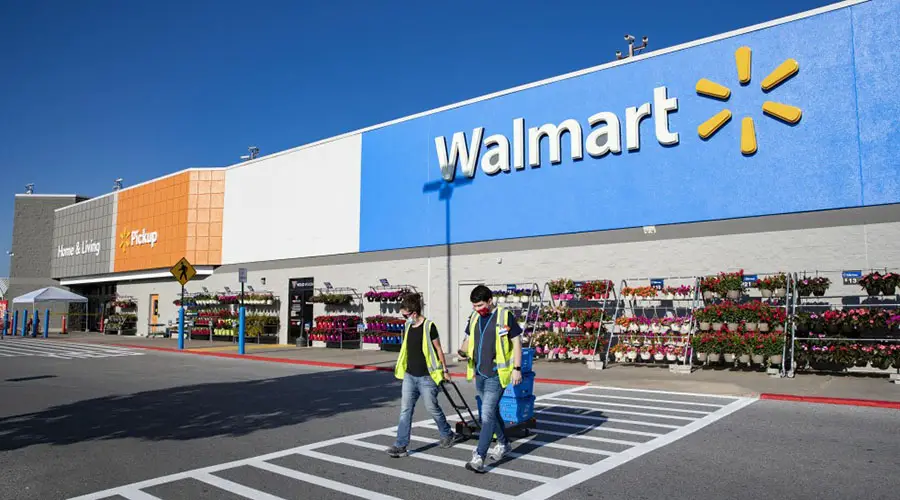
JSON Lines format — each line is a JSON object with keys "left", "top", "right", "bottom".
{"left": 475, "top": 374, "right": 508, "bottom": 458}
{"left": 394, "top": 374, "right": 452, "bottom": 448}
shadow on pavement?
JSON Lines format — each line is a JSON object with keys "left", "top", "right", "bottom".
{"left": 0, "top": 369, "right": 400, "bottom": 452}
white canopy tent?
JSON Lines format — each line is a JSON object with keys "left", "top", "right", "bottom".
{"left": 11, "top": 287, "right": 87, "bottom": 335}
{"left": 12, "top": 287, "right": 88, "bottom": 305}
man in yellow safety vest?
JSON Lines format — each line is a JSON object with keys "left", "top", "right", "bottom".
{"left": 459, "top": 285, "right": 523, "bottom": 473}
{"left": 386, "top": 293, "right": 457, "bottom": 458}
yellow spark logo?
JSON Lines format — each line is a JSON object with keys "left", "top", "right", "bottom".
{"left": 119, "top": 229, "right": 130, "bottom": 253}
{"left": 696, "top": 46, "right": 802, "bottom": 155}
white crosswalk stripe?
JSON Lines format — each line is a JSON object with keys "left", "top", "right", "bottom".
{"left": 0, "top": 338, "right": 144, "bottom": 360}
{"left": 68, "top": 385, "right": 756, "bottom": 500}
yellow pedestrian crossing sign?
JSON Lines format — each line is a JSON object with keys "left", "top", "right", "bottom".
{"left": 171, "top": 257, "right": 197, "bottom": 286}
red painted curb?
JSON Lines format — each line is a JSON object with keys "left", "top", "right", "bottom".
{"left": 108, "top": 343, "right": 590, "bottom": 386}
{"left": 760, "top": 393, "right": 900, "bottom": 410}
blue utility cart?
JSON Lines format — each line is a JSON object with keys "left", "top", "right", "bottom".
{"left": 441, "top": 348, "right": 537, "bottom": 440}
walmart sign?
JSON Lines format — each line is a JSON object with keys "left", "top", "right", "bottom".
{"left": 435, "top": 87, "right": 679, "bottom": 181}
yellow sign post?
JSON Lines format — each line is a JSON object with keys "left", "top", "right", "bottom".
{"left": 170, "top": 257, "right": 197, "bottom": 286}
{"left": 170, "top": 257, "right": 196, "bottom": 350}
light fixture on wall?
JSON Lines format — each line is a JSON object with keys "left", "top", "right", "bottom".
{"left": 260, "top": 277, "right": 266, "bottom": 285}
{"left": 240, "top": 146, "right": 260, "bottom": 161}
{"left": 616, "top": 34, "right": 649, "bottom": 60}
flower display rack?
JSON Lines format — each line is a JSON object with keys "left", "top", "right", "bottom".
{"left": 309, "top": 314, "right": 364, "bottom": 349}
{"left": 532, "top": 278, "right": 617, "bottom": 366}
{"left": 487, "top": 282, "right": 543, "bottom": 339}
{"left": 181, "top": 289, "right": 281, "bottom": 344}
{"left": 788, "top": 269, "right": 900, "bottom": 380}
{"left": 691, "top": 271, "right": 793, "bottom": 376}
{"left": 364, "top": 284, "right": 418, "bottom": 305}
{"left": 605, "top": 276, "right": 698, "bottom": 370}
{"left": 103, "top": 295, "right": 138, "bottom": 335}
{"left": 310, "top": 286, "right": 363, "bottom": 312}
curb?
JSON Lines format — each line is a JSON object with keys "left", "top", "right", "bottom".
{"left": 760, "top": 393, "right": 900, "bottom": 410}
{"left": 109, "top": 343, "right": 591, "bottom": 386}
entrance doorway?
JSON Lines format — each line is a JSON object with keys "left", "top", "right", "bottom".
{"left": 288, "top": 278, "right": 314, "bottom": 345}
{"left": 149, "top": 294, "right": 161, "bottom": 335}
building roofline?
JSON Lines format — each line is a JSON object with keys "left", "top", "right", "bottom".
{"left": 53, "top": 167, "right": 227, "bottom": 213}
{"left": 223, "top": 0, "right": 868, "bottom": 172}
{"left": 15, "top": 194, "right": 85, "bottom": 199}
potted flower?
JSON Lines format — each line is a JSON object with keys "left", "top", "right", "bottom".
{"left": 767, "top": 335, "right": 784, "bottom": 366}
{"left": 858, "top": 272, "right": 886, "bottom": 296}
{"left": 718, "top": 270, "right": 744, "bottom": 300}
{"left": 738, "top": 334, "right": 752, "bottom": 365}
{"left": 699, "top": 276, "right": 720, "bottom": 301}
{"left": 653, "top": 347, "right": 665, "bottom": 362}
{"left": 639, "top": 345, "right": 652, "bottom": 361}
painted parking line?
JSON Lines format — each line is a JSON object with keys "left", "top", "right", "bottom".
{"left": 69, "top": 385, "right": 755, "bottom": 500}
{"left": 0, "top": 338, "right": 144, "bottom": 360}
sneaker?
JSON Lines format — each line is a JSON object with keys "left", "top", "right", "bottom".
{"left": 439, "top": 432, "right": 458, "bottom": 449}
{"left": 488, "top": 443, "right": 510, "bottom": 462}
{"left": 386, "top": 445, "right": 408, "bottom": 458}
{"left": 465, "top": 453, "right": 486, "bottom": 473}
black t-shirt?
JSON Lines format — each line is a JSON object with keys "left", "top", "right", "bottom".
{"left": 405, "top": 322, "right": 440, "bottom": 377}
{"left": 464, "top": 309, "right": 522, "bottom": 377}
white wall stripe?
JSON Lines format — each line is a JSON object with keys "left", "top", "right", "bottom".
{"left": 249, "top": 461, "right": 403, "bottom": 500}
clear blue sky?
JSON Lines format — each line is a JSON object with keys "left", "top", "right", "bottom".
{"left": 0, "top": 0, "right": 840, "bottom": 277}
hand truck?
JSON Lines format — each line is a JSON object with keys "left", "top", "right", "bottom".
{"left": 440, "top": 380, "right": 537, "bottom": 441}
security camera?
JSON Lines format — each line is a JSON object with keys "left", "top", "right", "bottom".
{"left": 615, "top": 51, "right": 622, "bottom": 58}
{"left": 624, "top": 34, "right": 634, "bottom": 42}
{"left": 642, "top": 36, "right": 648, "bottom": 43}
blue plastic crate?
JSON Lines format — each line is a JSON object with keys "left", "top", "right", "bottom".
{"left": 503, "top": 371, "right": 535, "bottom": 398}
{"left": 520, "top": 348, "right": 534, "bottom": 373}
{"left": 499, "top": 395, "right": 535, "bottom": 424}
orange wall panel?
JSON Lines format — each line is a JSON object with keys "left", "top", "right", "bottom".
{"left": 113, "top": 170, "right": 224, "bottom": 272}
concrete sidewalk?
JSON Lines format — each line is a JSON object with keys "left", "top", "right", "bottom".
{"left": 47, "top": 332, "right": 900, "bottom": 406}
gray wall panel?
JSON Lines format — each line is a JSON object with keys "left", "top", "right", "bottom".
{"left": 51, "top": 194, "right": 116, "bottom": 279}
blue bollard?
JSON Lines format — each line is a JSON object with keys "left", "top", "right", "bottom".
{"left": 238, "top": 306, "right": 246, "bottom": 355}
{"left": 44, "top": 309, "right": 50, "bottom": 338}
{"left": 21, "top": 310, "right": 28, "bottom": 337}
{"left": 2, "top": 311, "right": 8, "bottom": 336}
{"left": 13, "top": 311, "right": 18, "bottom": 337}
{"left": 178, "top": 306, "right": 185, "bottom": 350}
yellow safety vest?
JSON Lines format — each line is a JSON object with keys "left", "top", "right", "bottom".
{"left": 395, "top": 319, "right": 445, "bottom": 385}
{"left": 466, "top": 307, "right": 515, "bottom": 387}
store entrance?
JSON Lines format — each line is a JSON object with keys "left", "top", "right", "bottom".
{"left": 288, "top": 277, "right": 314, "bottom": 345}
{"left": 67, "top": 283, "right": 117, "bottom": 332}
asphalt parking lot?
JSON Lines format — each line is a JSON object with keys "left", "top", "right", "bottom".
{"left": 1, "top": 341, "right": 897, "bottom": 500}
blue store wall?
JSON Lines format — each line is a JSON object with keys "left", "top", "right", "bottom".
{"left": 359, "top": 0, "right": 899, "bottom": 252}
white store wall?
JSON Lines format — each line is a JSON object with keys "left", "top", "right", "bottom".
{"left": 116, "top": 208, "right": 900, "bottom": 351}
{"left": 221, "top": 134, "right": 362, "bottom": 265}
